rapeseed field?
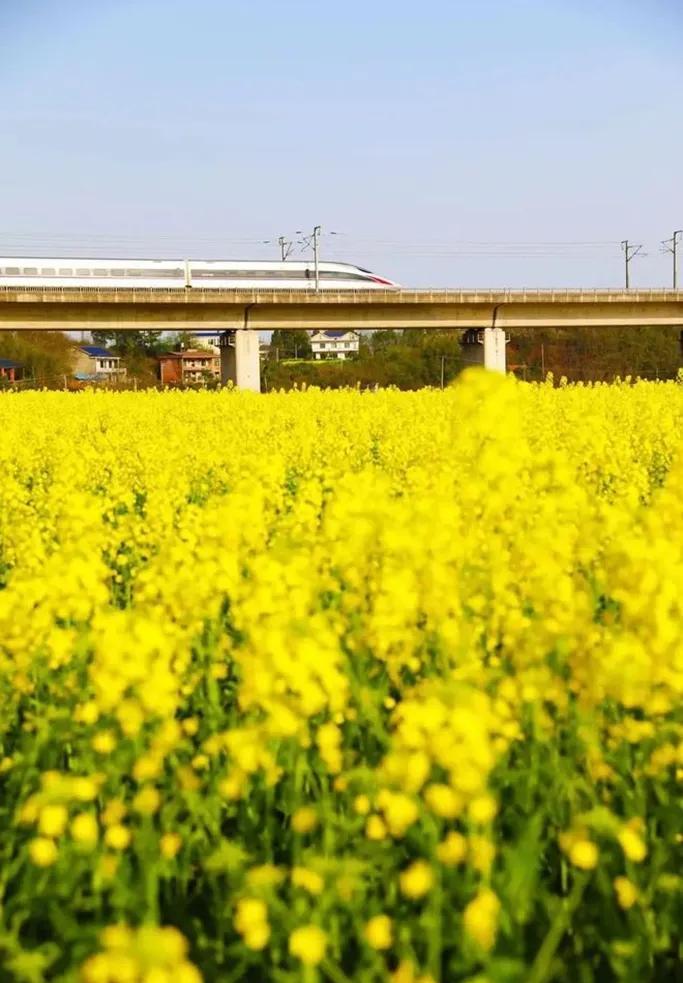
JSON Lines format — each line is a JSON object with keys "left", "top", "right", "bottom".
{"left": 0, "top": 372, "right": 682, "bottom": 982}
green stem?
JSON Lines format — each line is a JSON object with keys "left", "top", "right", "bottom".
{"left": 527, "top": 875, "right": 588, "bottom": 983}
{"left": 322, "top": 959, "right": 353, "bottom": 983}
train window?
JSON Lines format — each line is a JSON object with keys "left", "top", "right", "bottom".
{"left": 93, "top": 269, "right": 108, "bottom": 277}
{"left": 320, "top": 270, "right": 368, "bottom": 280}
{"left": 192, "top": 268, "right": 309, "bottom": 279}
{"left": 58, "top": 269, "right": 73, "bottom": 276}
{"left": 76, "top": 269, "right": 91, "bottom": 277}
{"left": 4, "top": 267, "right": 20, "bottom": 275}
{"left": 40, "top": 268, "right": 56, "bottom": 276}
{"left": 23, "top": 267, "right": 38, "bottom": 275}
{"left": 123, "top": 268, "right": 182, "bottom": 278}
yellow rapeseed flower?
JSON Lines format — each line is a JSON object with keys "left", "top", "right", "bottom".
{"left": 424, "top": 783, "right": 463, "bottom": 819}
{"left": 92, "top": 731, "right": 117, "bottom": 754}
{"left": 234, "top": 898, "right": 270, "bottom": 950}
{"left": 71, "top": 812, "right": 99, "bottom": 848}
{"left": 569, "top": 839, "right": 599, "bottom": 870}
{"left": 291, "top": 866, "right": 324, "bottom": 895}
{"left": 364, "top": 914, "right": 393, "bottom": 950}
{"left": 614, "top": 876, "right": 639, "bottom": 909}
{"left": 354, "top": 794, "right": 371, "bottom": 816}
{"left": 288, "top": 925, "right": 327, "bottom": 966}
{"left": 463, "top": 888, "right": 500, "bottom": 951}
{"left": 133, "top": 786, "right": 161, "bottom": 816}
{"left": 399, "top": 861, "right": 433, "bottom": 899}
{"left": 436, "top": 831, "right": 467, "bottom": 866}
{"left": 4, "top": 379, "right": 683, "bottom": 979}
{"left": 160, "top": 833, "right": 182, "bottom": 859}
{"left": 365, "top": 815, "right": 387, "bottom": 841}
{"left": 29, "top": 837, "right": 58, "bottom": 867}
{"left": 38, "top": 804, "right": 68, "bottom": 838}
{"left": 468, "top": 794, "right": 498, "bottom": 825}
{"left": 104, "top": 824, "right": 131, "bottom": 851}
{"left": 618, "top": 827, "right": 647, "bottom": 863}
{"left": 71, "top": 778, "right": 99, "bottom": 802}
{"left": 291, "top": 806, "right": 318, "bottom": 834}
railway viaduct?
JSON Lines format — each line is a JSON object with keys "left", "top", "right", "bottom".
{"left": 1, "top": 286, "right": 682, "bottom": 391}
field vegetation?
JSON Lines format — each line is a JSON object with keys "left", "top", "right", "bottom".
{"left": 0, "top": 374, "right": 682, "bottom": 982}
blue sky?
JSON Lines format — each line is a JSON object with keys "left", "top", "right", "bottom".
{"left": 1, "top": 0, "right": 682, "bottom": 287}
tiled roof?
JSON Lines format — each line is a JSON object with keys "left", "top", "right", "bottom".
{"left": 162, "top": 350, "right": 217, "bottom": 359}
{"left": 79, "top": 345, "right": 117, "bottom": 358}
{"left": 312, "top": 330, "right": 357, "bottom": 339}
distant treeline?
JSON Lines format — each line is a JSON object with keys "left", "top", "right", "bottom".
{"left": 508, "top": 325, "right": 682, "bottom": 382}
{"left": 264, "top": 326, "right": 683, "bottom": 390}
{"left": 2, "top": 326, "right": 681, "bottom": 391}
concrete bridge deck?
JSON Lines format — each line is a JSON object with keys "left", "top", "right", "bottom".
{"left": 2, "top": 286, "right": 681, "bottom": 389}
{"left": 1, "top": 286, "right": 682, "bottom": 331}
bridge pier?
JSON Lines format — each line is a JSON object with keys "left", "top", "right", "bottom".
{"left": 219, "top": 330, "right": 261, "bottom": 391}
{"left": 461, "top": 327, "right": 508, "bottom": 373}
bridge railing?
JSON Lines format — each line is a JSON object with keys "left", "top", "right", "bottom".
{"left": 1, "top": 286, "right": 683, "bottom": 303}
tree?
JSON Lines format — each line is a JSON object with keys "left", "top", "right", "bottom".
{"left": 167, "top": 331, "right": 204, "bottom": 351}
{"left": 0, "top": 330, "right": 74, "bottom": 386}
{"left": 369, "top": 329, "right": 402, "bottom": 352}
{"left": 270, "top": 329, "right": 312, "bottom": 360}
{"left": 90, "top": 330, "right": 169, "bottom": 357}
{"left": 508, "top": 326, "right": 681, "bottom": 382}
{"left": 262, "top": 328, "right": 464, "bottom": 391}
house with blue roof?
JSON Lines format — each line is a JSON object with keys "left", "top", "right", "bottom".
{"left": 0, "top": 357, "right": 23, "bottom": 383}
{"left": 72, "top": 345, "right": 126, "bottom": 382}
{"left": 310, "top": 330, "right": 359, "bottom": 361}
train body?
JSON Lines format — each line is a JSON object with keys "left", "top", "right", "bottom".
{"left": 0, "top": 258, "right": 398, "bottom": 290}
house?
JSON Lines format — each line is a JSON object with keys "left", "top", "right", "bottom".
{"left": 310, "top": 330, "right": 360, "bottom": 360}
{"left": 190, "top": 331, "right": 222, "bottom": 353}
{"left": 72, "top": 345, "right": 126, "bottom": 381}
{"left": 191, "top": 332, "right": 270, "bottom": 361}
{"left": 0, "top": 358, "right": 22, "bottom": 383}
{"left": 158, "top": 350, "right": 220, "bottom": 385}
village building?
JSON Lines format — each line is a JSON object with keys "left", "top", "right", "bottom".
{"left": 0, "top": 358, "right": 23, "bottom": 383}
{"left": 310, "top": 330, "right": 359, "bottom": 360}
{"left": 190, "top": 331, "right": 222, "bottom": 353}
{"left": 72, "top": 345, "right": 126, "bottom": 381}
{"left": 158, "top": 349, "right": 220, "bottom": 385}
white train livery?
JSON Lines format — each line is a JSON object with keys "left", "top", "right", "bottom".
{"left": 0, "top": 258, "right": 398, "bottom": 290}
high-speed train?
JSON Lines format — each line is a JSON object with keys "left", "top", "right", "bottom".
{"left": 0, "top": 258, "right": 399, "bottom": 289}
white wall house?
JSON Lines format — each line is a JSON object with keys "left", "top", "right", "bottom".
{"left": 72, "top": 345, "right": 126, "bottom": 381}
{"left": 310, "top": 330, "right": 359, "bottom": 360}
{"left": 190, "top": 331, "right": 222, "bottom": 353}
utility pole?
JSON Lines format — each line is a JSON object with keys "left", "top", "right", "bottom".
{"left": 296, "top": 225, "right": 342, "bottom": 293}
{"left": 312, "top": 225, "right": 321, "bottom": 292}
{"left": 278, "top": 236, "right": 293, "bottom": 261}
{"left": 662, "top": 230, "right": 682, "bottom": 289}
{"left": 621, "top": 240, "right": 643, "bottom": 289}
{"left": 295, "top": 226, "right": 340, "bottom": 290}
{"left": 440, "top": 355, "right": 445, "bottom": 390}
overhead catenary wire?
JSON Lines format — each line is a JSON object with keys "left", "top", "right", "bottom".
{"left": 0, "top": 231, "right": 624, "bottom": 257}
